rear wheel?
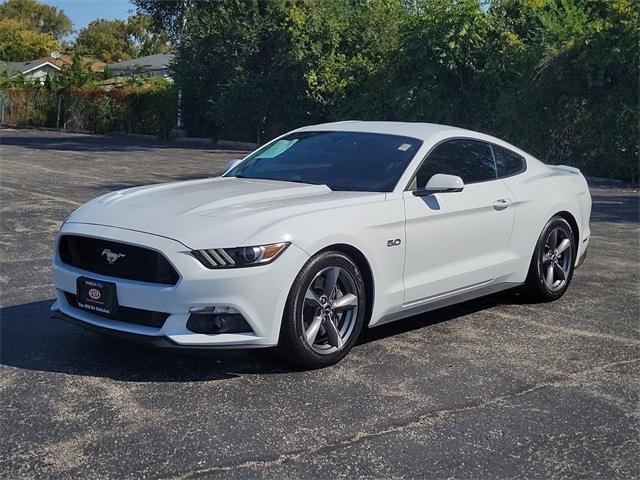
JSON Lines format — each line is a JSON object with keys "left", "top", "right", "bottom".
{"left": 278, "top": 251, "right": 365, "bottom": 369}
{"left": 524, "top": 216, "right": 576, "bottom": 302}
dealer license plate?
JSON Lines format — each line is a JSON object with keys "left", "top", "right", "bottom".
{"left": 76, "top": 277, "right": 119, "bottom": 316}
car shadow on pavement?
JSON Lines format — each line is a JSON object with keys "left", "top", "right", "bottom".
{"left": 357, "top": 290, "right": 518, "bottom": 346}
{"left": 0, "top": 299, "right": 294, "bottom": 382}
{"left": 1, "top": 293, "right": 525, "bottom": 380}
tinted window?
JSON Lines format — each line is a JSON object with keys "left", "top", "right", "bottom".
{"left": 415, "top": 139, "right": 497, "bottom": 187}
{"left": 492, "top": 145, "right": 526, "bottom": 178}
{"left": 228, "top": 131, "right": 422, "bottom": 192}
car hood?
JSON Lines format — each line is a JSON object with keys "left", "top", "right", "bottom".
{"left": 66, "top": 177, "right": 383, "bottom": 248}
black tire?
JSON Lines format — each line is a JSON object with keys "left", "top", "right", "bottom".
{"left": 278, "top": 251, "right": 366, "bottom": 369}
{"left": 523, "top": 216, "right": 576, "bottom": 302}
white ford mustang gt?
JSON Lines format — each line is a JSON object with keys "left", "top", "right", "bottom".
{"left": 51, "top": 121, "right": 591, "bottom": 368}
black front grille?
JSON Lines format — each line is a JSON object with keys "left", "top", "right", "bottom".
{"left": 64, "top": 291, "right": 170, "bottom": 328}
{"left": 59, "top": 235, "right": 179, "bottom": 285}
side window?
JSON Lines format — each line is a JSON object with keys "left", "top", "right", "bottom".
{"left": 415, "top": 139, "right": 497, "bottom": 187}
{"left": 492, "top": 145, "right": 526, "bottom": 178}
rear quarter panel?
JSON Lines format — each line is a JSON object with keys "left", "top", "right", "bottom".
{"left": 501, "top": 158, "right": 591, "bottom": 272}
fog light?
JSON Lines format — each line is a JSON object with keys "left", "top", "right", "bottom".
{"left": 186, "top": 306, "right": 252, "bottom": 334}
{"left": 189, "top": 306, "right": 240, "bottom": 315}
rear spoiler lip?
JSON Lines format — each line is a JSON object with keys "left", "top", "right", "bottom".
{"left": 548, "top": 164, "right": 582, "bottom": 175}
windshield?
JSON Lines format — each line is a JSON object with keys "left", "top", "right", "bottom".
{"left": 227, "top": 131, "right": 422, "bottom": 192}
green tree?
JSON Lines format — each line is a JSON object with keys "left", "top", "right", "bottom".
{"left": 172, "top": 0, "right": 264, "bottom": 139}
{"left": 126, "top": 13, "right": 171, "bottom": 57}
{"left": 49, "top": 53, "right": 97, "bottom": 91}
{"left": 391, "top": 0, "right": 500, "bottom": 128}
{"left": 167, "top": 0, "right": 409, "bottom": 140}
{"left": 0, "top": 0, "right": 73, "bottom": 40}
{"left": 534, "top": 0, "right": 639, "bottom": 181}
{"left": 0, "top": 17, "right": 60, "bottom": 61}
{"left": 131, "top": 0, "right": 196, "bottom": 42}
{"left": 335, "top": 0, "right": 410, "bottom": 120}
{"left": 75, "top": 19, "right": 135, "bottom": 63}
{"left": 75, "top": 15, "right": 171, "bottom": 63}
{"left": 280, "top": 0, "right": 409, "bottom": 120}
{"left": 488, "top": 0, "right": 639, "bottom": 182}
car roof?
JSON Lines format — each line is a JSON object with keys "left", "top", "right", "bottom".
{"left": 295, "top": 121, "right": 539, "bottom": 163}
{"left": 295, "top": 121, "right": 466, "bottom": 142}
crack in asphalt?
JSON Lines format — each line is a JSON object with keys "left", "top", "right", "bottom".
{"left": 495, "top": 313, "right": 640, "bottom": 347}
{"left": 156, "top": 358, "right": 639, "bottom": 479}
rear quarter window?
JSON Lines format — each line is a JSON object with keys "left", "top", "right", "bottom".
{"left": 492, "top": 145, "right": 526, "bottom": 178}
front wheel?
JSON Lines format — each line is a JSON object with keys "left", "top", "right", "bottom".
{"left": 524, "top": 216, "right": 576, "bottom": 302}
{"left": 278, "top": 251, "right": 366, "bottom": 369}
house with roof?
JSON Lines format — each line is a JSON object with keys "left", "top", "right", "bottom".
{"left": 107, "top": 52, "right": 174, "bottom": 79}
{"left": 0, "top": 55, "right": 106, "bottom": 84}
{"left": 1, "top": 58, "right": 61, "bottom": 84}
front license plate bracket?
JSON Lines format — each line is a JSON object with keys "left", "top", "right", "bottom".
{"left": 76, "top": 276, "right": 119, "bottom": 316}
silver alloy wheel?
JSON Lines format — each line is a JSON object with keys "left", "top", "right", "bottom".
{"left": 302, "top": 266, "right": 359, "bottom": 354}
{"left": 542, "top": 226, "right": 573, "bottom": 292}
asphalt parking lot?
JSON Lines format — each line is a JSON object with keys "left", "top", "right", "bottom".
{"left": 1, "top": 128, "right": 638, "bottom": 479}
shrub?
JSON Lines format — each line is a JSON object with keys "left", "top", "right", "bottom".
{"left": 1, "top": 81, "right": 178, "bottom": 139}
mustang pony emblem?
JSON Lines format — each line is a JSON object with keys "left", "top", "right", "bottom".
{"left": 102, "top": 249, "right": 125, "bottom": 264}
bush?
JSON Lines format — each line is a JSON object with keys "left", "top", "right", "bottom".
{"left": 96, "top": 94, "right": 126, "bottom": 132}
{"left": 1, "top": 80, "right": 178, "bottom": 139}
{"left": 0, "top": 88, "right": 57, "bottom": 126}
{"left": 128, "top": 79, "right": 177, "bottom": 138}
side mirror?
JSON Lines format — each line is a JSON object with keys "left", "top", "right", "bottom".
{"left": 225, "top": 159, "right": 242, "bottom": 173}
{"left": 413, "top": 174, "right": 464, "bottom": 196}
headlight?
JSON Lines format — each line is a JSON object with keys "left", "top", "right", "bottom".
{"left": 192, "top": 242, "right": 290, "bottom": 269}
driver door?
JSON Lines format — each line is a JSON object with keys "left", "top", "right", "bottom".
{"left": 402, "top": 139, "right": 515, "bottom": 305}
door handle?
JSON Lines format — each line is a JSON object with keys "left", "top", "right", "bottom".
{"left": 493, "top": 199, "right": 512, "bottom": 211}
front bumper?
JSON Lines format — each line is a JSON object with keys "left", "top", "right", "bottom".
{"left": 50, "top": 309, "right": 269, "bottom": 349}
{"left": 51, "top": 223, "right": 309, "bottom": 348}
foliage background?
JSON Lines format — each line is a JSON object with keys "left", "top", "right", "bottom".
{"left": 1, "top": 0, "right": 638, "bottom": 181}
{"left": 157, "top": 0, "right": 638, "bottom": 182}
{"left": 0, "top": 0, "right": 71, "bottom": 61}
